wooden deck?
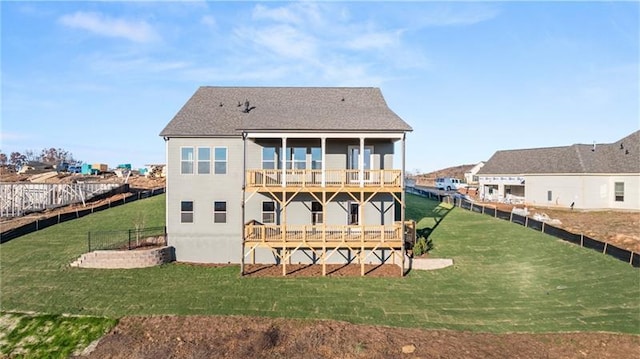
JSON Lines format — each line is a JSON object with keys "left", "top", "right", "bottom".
{"left": 246, "top": 169, "right": 402, "bottom": 190}
{"left": 242, "top": 221, "right": 415, "bottom": 276}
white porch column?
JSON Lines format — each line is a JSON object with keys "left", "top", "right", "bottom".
{"left": 282, "top": 137, "right": 287, "bottom": 187}
{"left": 359, "top": 137, "right": 365, "bottom": 187}
{"left": 321, "top": 137, "right": 326, "bottom": 187}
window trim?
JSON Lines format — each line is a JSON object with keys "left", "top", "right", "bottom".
{"left": 214, "top": 146, "right": 228, "bottom": 174}
{"left": 181, "top": 200, "right": 194, "bottom": 223}
{"left": 213, "top": 201, "right": 227, "bottom": 223}
{"left": 180, "top": 147, "right": 195, "bottom": 175}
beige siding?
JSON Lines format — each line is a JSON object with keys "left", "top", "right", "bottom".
{"left": 166, "top": 137, "right": 244, "bottom": 263}
{"left": 526, "top": 174, "right": 640, "bottom": 210}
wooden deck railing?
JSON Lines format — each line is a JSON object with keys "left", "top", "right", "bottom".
{"left": 244, "top": 222, "right": 413, "bottom": 245}
{"left": 246, "top": 169, "right": 402, "bottom": 188}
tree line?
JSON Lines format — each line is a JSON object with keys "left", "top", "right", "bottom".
{"left": 0, "top": 148, "right": 81, "bottom": 170}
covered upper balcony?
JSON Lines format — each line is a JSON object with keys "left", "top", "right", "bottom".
{"left": 246, "top": 169, "right": 402, "bottom": 190}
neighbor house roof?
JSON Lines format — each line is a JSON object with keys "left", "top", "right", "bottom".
{"left": 478, "top": 130, "right": 640, "bottom": 175}
{"left": 160, "top": 87, "right": 412, "bottom": 137}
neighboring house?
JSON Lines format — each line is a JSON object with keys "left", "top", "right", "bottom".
{"left": 477, "top": 131, "right": 640, "bottom": 210}
{"left": 464, "top": 162, "right": 485, "bottom": 185}
{"left": 160, "top": 87, "right": 413, "bottom": 275}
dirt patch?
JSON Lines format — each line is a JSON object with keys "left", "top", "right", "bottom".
{"left": 75, "top": 316, "right": 639, "bottom": 359}
{"left": 485, "top": 202, "right": 640, "bottom": 253}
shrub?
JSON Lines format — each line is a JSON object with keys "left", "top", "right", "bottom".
{"left": 412, "top": 236, "right": 433, "bottom": 257}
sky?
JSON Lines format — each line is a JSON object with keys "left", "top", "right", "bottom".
{"left": 2, "top": 1, "right": 638, "bottom": 173}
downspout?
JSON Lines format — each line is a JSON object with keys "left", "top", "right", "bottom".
{"left": 241, "top": 132, "right": 247, "bottom": 276}
{"left": 163, "top": 136, "right": 169, "bottom": 247}
{"left": 401, "top": 133, "right": 407, "bottom": 275}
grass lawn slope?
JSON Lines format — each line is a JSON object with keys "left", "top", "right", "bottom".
{"left": 1, "top": 193, "right": 638, "bottom": 336}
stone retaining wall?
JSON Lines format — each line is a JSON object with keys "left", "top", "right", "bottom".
{"left": 70, "top": 246, "right": 174, "bottom": 269}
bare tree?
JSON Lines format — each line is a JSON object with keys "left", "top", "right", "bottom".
{"left": 9, "top": 152, "right": 27, "bottom": 169}
{"left": 40, "top": 147, "right": 72, "bottom": 164}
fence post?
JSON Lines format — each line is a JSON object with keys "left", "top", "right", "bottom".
{"left": 580, "top": 234, "right": 584, "bottom": 247}
{"left": 88, "top": 232, "right": 91, "bottom": 252}
{"left": 602, "top": 242, "right": 607, "bottom": 254}
{"left": 128, "top": 229, "right": 132, "bottom": 250}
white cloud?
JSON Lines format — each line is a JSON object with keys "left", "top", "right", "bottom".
{"left": 201, "top": 15, "right": 216, "bottom": 28}
{"left": 420, "top": 6, "right": 500, "bottom": 27}
{"left": 58, "top": 11, "right": 158, "bottom": 43}
{"left": 346, "top": 30, "right": 402, "bottom": 50}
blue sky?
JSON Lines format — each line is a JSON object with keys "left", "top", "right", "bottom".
{"left": 2, "top": 1, "right": 638, "bottom": 172}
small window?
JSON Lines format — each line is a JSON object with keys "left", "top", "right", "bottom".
{"left": 311, "top": 201, "right": 323, "bottom": 225}
{"left": 214, "top": 201, "right": 227, "bottom": 223}
{"left": 181, "top": 147, "right": 194, "bottom": 174}
{"left": 614, "top": 182, "right": 624, "bottom": 202}
{"left": 181, "top": 201, "right": 193, "bottom": 223}
{"left": 547, "top": 191, "right": 552, "bottom": 201}
{"left": 197, "top": 147, "right": 211, "bottom": 174}
{"left": 262, "top": 201, "right": 275, "bottom": 223}
{"left": 214, "top": 147, "right": 227, "bottom": 174}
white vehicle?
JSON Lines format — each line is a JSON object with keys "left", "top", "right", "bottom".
{"left": 435, "top": 177, "right": 466, "bottom": 191}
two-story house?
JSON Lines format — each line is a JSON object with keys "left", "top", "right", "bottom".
{"left": 160, "top": 87, "right": 413, "bottom": 275}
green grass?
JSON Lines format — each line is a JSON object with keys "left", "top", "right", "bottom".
{"left": 1, "top": 193, "right": 639, "bottom": 338}
{"left": 0, "top": 312, "right": 115, "bottom": 358}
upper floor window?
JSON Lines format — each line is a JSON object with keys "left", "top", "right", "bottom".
{"left": 197, "top": 147, "right": 211, "bottom": 174}
{"left": 262, "top": 147, "right": 278, "bottom": 170}
{"left": 214, "top": 201, "right": 227, "bottom": 223}
{"left": 181, "top": 147, "right": 194, "bottom": 174}
{"left": 614, "top": 182, "right": 624, "bottom": 202}
{"left": 287, "top": 147, "right": 306, "bottom": 170}
{"left": 214, "top": 147, "right": 227, "bottom": 174}
{"left": 181, "top": 201, "right": 193, "bottom": 223}
{"left": 311, "top": 147, "right": 322, "bottom": 170}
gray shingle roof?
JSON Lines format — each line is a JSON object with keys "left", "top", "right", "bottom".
{"left": 478, "top": 130, "right": 640, "bottom": 175}
{"left": 160, "top": 87, "right": 412, "bottom": 137}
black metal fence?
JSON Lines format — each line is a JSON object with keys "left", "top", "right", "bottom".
{"left": 0, "top": 187, "right": 165, "bottom": 244}
{"left": 88, "top": 226, "right": 167, "bottom": 251}
{"left": 407, "top": 187, "right": 639, "bottom": 268}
